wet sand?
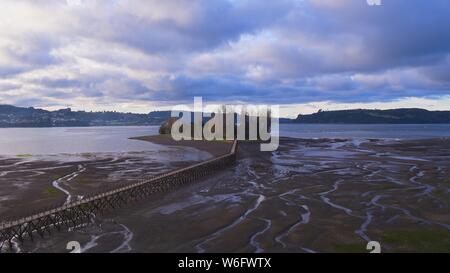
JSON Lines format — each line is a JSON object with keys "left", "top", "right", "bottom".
{"left": 2, "top": 137, "right": 450, "bottom": 253}
{"left": 0, "top": 144, "right": 213, "bottom": 221}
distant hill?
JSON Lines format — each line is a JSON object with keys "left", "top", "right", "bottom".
{"left": 0, "top": 104, "right": 277, "bottom": 128}
{"left": 294, "top": 108, "right": 450, "bottom": 124}
{"left": 0, "top": 105, "right": 172, "bottom": 127}
{"left": 1, "top": 105, "right": 449, "bottom": 127}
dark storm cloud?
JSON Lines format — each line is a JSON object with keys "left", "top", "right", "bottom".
{"left": 1, "top": 0, "right": 449, "bottom": 109}
{"left": 69, "top": 0, "right": 293, "bottom": 55}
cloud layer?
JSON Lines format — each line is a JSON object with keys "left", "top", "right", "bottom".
{"left": 0, "top": 0, "right": 449, "bottom": 113}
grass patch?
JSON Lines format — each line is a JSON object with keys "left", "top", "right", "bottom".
{"left": 43, "top": 187, "right": 60, "bottom": 196}
{"left": 16, "top": 154, "right": 32, "bottom": 158}
{"left": 432, "top": 188, "right": 448, "bottom": 199}
{"left": 209, "top": 139, "right": 234, "bottom": 143}
{"left": 382, "top": 229, "right": 450, "bottom": 252}
{"left": 374, "top": 184, "right": 397, "bottom": 191}
{"left": 333, "top": 243, "right": 366, "bottom": 253}
{"left": 48, "top": 174, "right": 62, "bottom": 181}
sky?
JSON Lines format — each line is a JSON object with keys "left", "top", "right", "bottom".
{"left": 0, "top": 0, "right": 449, "bottom": 118}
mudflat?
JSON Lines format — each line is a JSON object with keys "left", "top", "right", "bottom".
{"left": 3, "top": 137, "right": 448, "bottom": 253}
{"left": 0, "top": 142, "right": 215, "bottom": 221}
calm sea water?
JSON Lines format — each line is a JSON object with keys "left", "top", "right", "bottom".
{"left": 0, "top": 124, "right": 450, "bottom": 155}
{"left": 0, "top": 126, "right": 161, "bottom": 155}
{"left": 280, "top": 124, "right": 450, "bottom": 139}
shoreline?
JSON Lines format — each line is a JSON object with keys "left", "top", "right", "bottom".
{"left": 0, "top": 141, "right": 215, "bottom": 221}
{"left": 2, "top": 123, "right": 450, "bottom": 129}
{"left": 1, "top": 136, "right": 449, "bottom": 252}
{"left": 18, "top": 136, "right": 447, "bottom": 253}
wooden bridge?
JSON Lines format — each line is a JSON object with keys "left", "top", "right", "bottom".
{"left": 0, "top": 140, "right": 238, "bottom": 251}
